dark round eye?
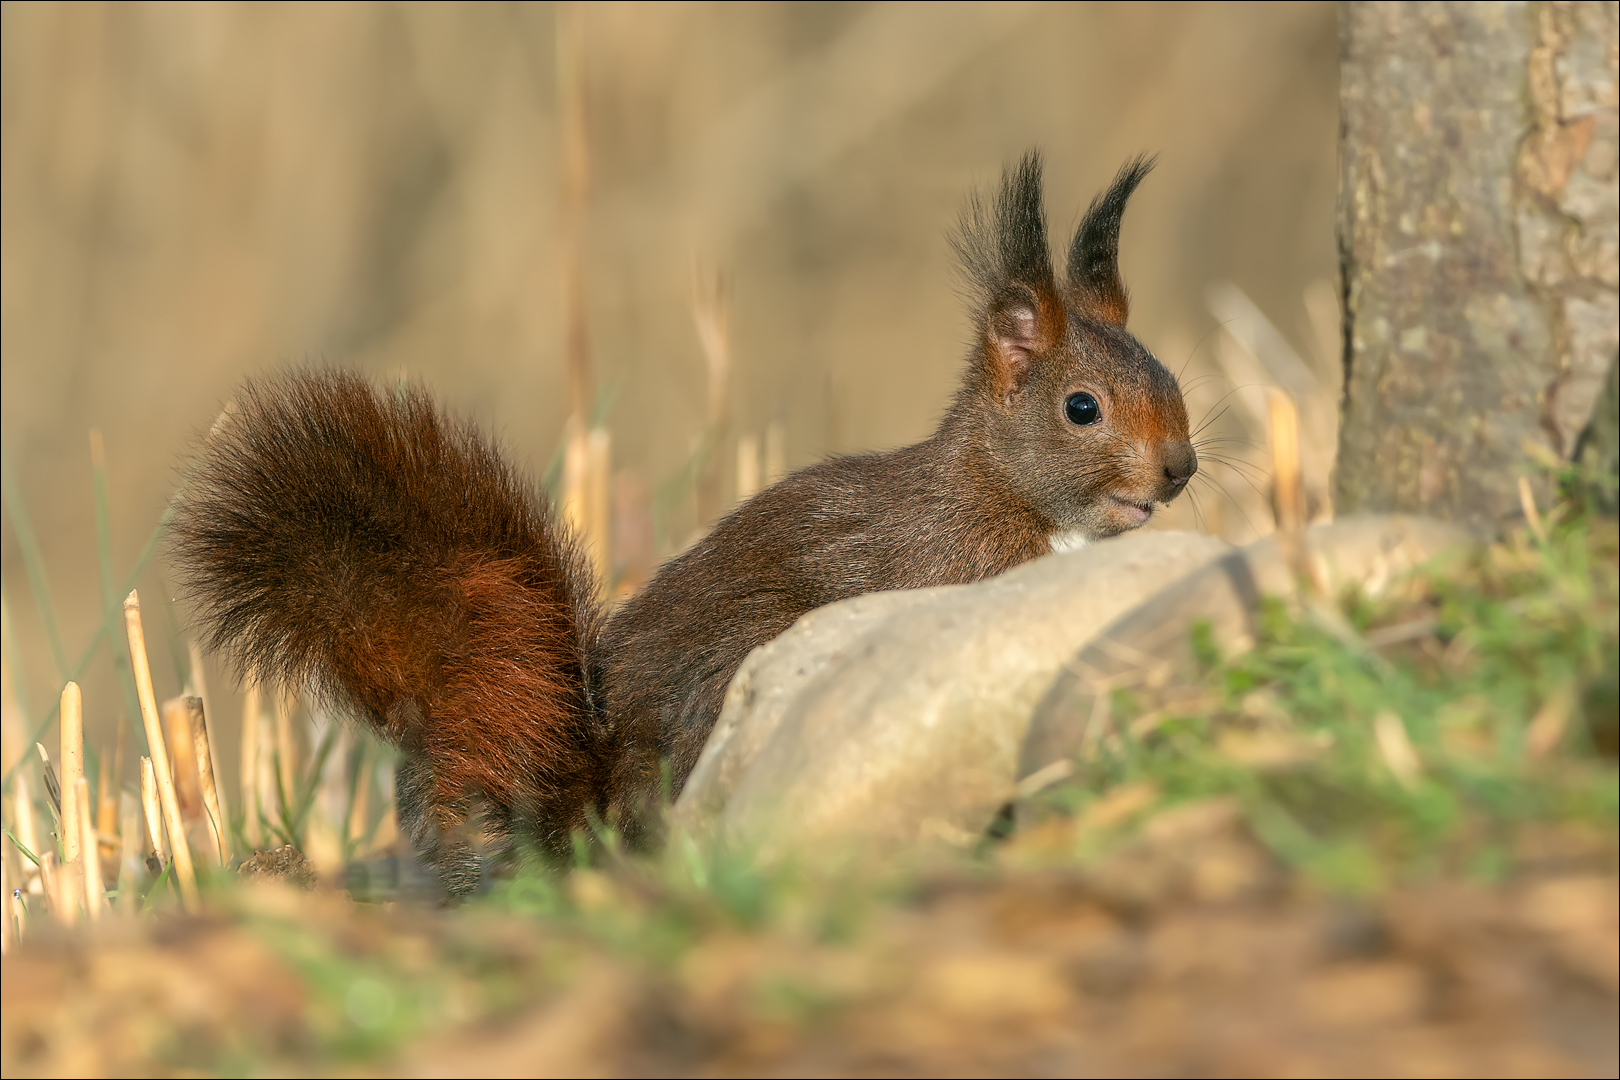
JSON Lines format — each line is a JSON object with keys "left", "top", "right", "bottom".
{"left": 1064, "top": 391, "right": 1101, "bottom": 426}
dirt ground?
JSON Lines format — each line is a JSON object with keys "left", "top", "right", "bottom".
{"left": 4, "top": 806, "right": 1615, "bottom": 1078}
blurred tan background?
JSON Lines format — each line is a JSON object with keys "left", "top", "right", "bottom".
{"left": 3, "top": 1, "right": 1339, "bottom": 781}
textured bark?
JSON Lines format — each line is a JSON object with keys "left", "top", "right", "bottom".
{"left": 1337, "top": 1, "right": 1619, "bottom": 531}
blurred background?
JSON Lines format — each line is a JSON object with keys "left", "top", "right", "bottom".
{"left": 2, "top": 1, "right": 1339, "bottom": 807}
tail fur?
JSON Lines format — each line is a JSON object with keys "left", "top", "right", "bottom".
{"left": 170, "top": 371, "right": 605, "bottom": 873}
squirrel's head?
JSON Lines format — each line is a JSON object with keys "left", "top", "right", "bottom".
{"left": 951, "top": 151, "right": 1194, "bottom": 541}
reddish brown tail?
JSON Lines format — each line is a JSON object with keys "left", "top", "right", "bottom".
{"left": 170, "top": 371, "right": 607, "bottom": 867}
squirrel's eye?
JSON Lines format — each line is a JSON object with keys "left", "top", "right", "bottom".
{"left": 1064, "top": 392, "right": 1101, "bottom": 426}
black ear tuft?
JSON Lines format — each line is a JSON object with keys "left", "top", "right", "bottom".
{"left": 1066, "top": 155, "right": 1154, "bottom": 326}
{"left": 952, "top": 151, "right": 1061, "bottom": 400}
{"left": 951, "top": 150, "right": 1056, "bottom": 304}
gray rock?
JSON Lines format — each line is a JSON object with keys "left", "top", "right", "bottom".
{"left": 671, "top": 530, "right": 1233, "bottom": 860}
{"left": 675, "top": 588, "right": 942, "bottom": 834}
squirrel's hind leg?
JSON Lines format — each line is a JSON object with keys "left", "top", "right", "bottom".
{"left": 394, "top": 754, "right": 514, "bottom": 899}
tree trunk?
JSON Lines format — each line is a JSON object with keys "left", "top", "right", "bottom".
{"left": 1336, "top": 1, "right": 1619, "bottom": 532}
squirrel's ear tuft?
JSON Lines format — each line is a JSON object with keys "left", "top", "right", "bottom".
{"left": 952, "top": 150, "right": 1062, "bottom": 401}
{"left": 1066, "top": 155, "right": 1154, "bottom": 327}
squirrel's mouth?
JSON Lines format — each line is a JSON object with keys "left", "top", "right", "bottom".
{"left": 1106, "top": 495, "right": 1155, "bottom": 526}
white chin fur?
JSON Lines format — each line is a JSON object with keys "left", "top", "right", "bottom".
{"left": 1049, "top": 529, "right": 1091, "bottom": 555}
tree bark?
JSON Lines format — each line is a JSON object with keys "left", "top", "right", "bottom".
{"left": 1336, "top": 1, "right": 1618, "bottom": 532}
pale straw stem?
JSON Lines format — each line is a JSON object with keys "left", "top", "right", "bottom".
{"left": 240, "top": 680, "right": 261, "bottom": 847}
{"left": 188, "top": 696, "right": 228, "bottom": 865}
{"left": 75, "top": 777, "right": 102, "bottom": 919}
{"left": 139, "top": 756, "right": 164, "bottom": 862}
{"left": 124, "top": 590, "right": 199, "bottom": 911}
{"left": 58, "top": 681, "right": 83, "bottom": 865}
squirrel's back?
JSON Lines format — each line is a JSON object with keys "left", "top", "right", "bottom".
{"left": 600, "top": 435, "right": 1057, "bottom": 793}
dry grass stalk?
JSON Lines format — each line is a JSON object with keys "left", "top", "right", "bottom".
{"left": 1374, "top": 709, "right": 1422, "bottom": 790}
{"left": 0, "top": 639, "right": 21, "bottom": 775}
{"left": 764, "top": 421, "right": 787, "bottom": 487}
{"left": 1526, "top": 682, "right": 1575, "bottom": 758}
{"left": 139, "top": 756, "right": 164, "bottom": 862}
{"left": 0, "top": 645, "right": 39, "bottom": 903}
{"left": 1267, "top": 389, "right": 1305, "bottom": 537}
{"left": 587, "top": 428, "right": 611, "bottom": 588}
{"left": 552, "top": 0, "right": 606, "bottom": 593}
{"left": 187, "top": 641, "right": 228, "bottom": 836}
{"left": 557, "top": 0, "right": 592, "bottom": 427}
{"left": 346, "top": 751, "right": 370, "bottom": 849}
{"left": 562, "top": 424, "right": 613, "bottom": 595}
{"left": 1518, "top": 475, "right": 1548, "bottom": 544}
{"left": 59, "top": 681, "right": 83, "bottom": 866}
{"left": 160, "top": 695, "right": 203, "bottom": 820}
{"left": 187, "top": 696, "right": 228, "bottom": 865}
{"left": 117, "top": 793, "right": 142, "bottom": 908}
{"left": 39, "top": 850, "right": 73, "bottom": 925}
{"left": 692, "top": 266, "right": 731, "bottom": 429}
{"left": 2, "top": 832, "right": 10, "bottom": 954}
{"left": 124, "top": 590, "right": 200, "bottom": 911}
{"left": 95, "top": 756, "right": 114, "bottom": 839}
{"left": 1266, "top": 388, "right": 1317, "bottom": 590}
{"left": 736, "top": 433, "right": 761, "bottom": 502}
{"left": 240, "top": 680, "right": 261, "bottom": 847}
{"left": 275, "top": 689, "right": 296, "bottom": 831}
{"left": 74, "top": 777, "right": 102, "bottom": 919}
{"left": 691, "top": 264, "right": 732, "bottom": 526}
{"left": 9, "top": 770, "right": 41, "bottom": 893}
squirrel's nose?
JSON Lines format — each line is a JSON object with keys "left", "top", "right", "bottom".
{"left": 1162, "top": 440, "right": 1197, "bottom": 487}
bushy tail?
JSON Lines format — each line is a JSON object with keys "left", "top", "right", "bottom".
{"left": 170, "top": 370, "right": 606, "bottom": 862}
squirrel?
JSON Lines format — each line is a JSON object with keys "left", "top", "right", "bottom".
{"left": 170, "top": 151, "right": 1195, "bottom": 895}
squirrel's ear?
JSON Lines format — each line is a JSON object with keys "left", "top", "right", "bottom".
{"left": 984, "top": 287, "right": 1062, "bottom": 402}
{"left": 953, "top": 150, "right": 1063, "bottom": 402}
{"left": 1066, "top": 156, "right": 1154, "bottom": 327}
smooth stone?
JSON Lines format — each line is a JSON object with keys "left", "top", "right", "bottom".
{"left": 671, "top": 529, "right": 1235, "bottom": 860}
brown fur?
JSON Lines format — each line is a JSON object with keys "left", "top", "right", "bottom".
{"left": 170, "top": 373, "right": 605, "bottom": 889}
{"left": 170, "top": 151, "right": 1194, "bottom": 895}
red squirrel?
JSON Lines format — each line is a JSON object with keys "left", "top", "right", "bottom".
{"left": 171, "top": 151, "right": 1195, "bottom": 894}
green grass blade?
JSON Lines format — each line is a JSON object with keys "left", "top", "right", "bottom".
{"left": 91, "top": 437, "right": 149, "bottom": 754}
{"left": 289, "top": 723, "right": 342, "bottom": 843}
{"left": 3, "top": 500, "right": 174, "bottom": 789}
{"left": 2, "top": 826, "right": 40, "bottom": 867}
{"left": 1, "top": 442, "right": 69, "bottom": 681}
{"left": 1, "top": 588, "right": 32, "bottom": 722}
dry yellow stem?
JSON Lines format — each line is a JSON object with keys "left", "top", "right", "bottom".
{"left": 764, "top": 421, "right": 787, "bottom": 487}
{"left": 1267, "top": 389, "right": 1304, "bottom": 528}
{"left": 96, "top": 760, "right": 114, "bottom": 838}
{"left": 187, "top": 641, "right": 228, "bottom": 834}
{"left": 275, "top": 690, "right": 296, "bottom": 831}
{"left": 188, "top": 695, "right": 229, "bottom": 865}
{"left": 2, "top": 833, "right": 10, "bottom": 954}
{"left": 139, "top": 756, "right": 164, "bottom": 861}
{"left": 125, "top": 591, "right": 199, "bottom": 911}
{"left": 1526, "top": 683, "right": 1575, "bottom": 758}
{"left": 1518, "top": 475, "right": 1548, "bottom": 544}
{"left": 240, "top": 680, "right": 261, "bottom": 847}
{"left": 1266, "top": 388, "right": 1326, "bottom": 593}
{"left": 346, "top": 749, "right": 370, "bottom": 849}
{"left": 10, "top": 770, "right": 41, "bottom": 889}
{"left": 1374, "top": 709, "right": 1422, "bottom": 790}
{"left": 736, "top": 433, "right": 761, "bottom": 503}
{"left": 161, "top": 695, "right": 203, "bottom": 820}
{"left": 117, "top": 792, "right": 143, "bottom": 909}
{"left": 40, "top": 850, "right": 74, "bottom": 925}
{"left": 59, "top": 681, "right": 83, "bottom": 865}
{"left": 75, "top": 777, "right": 102, "bottom": 919}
